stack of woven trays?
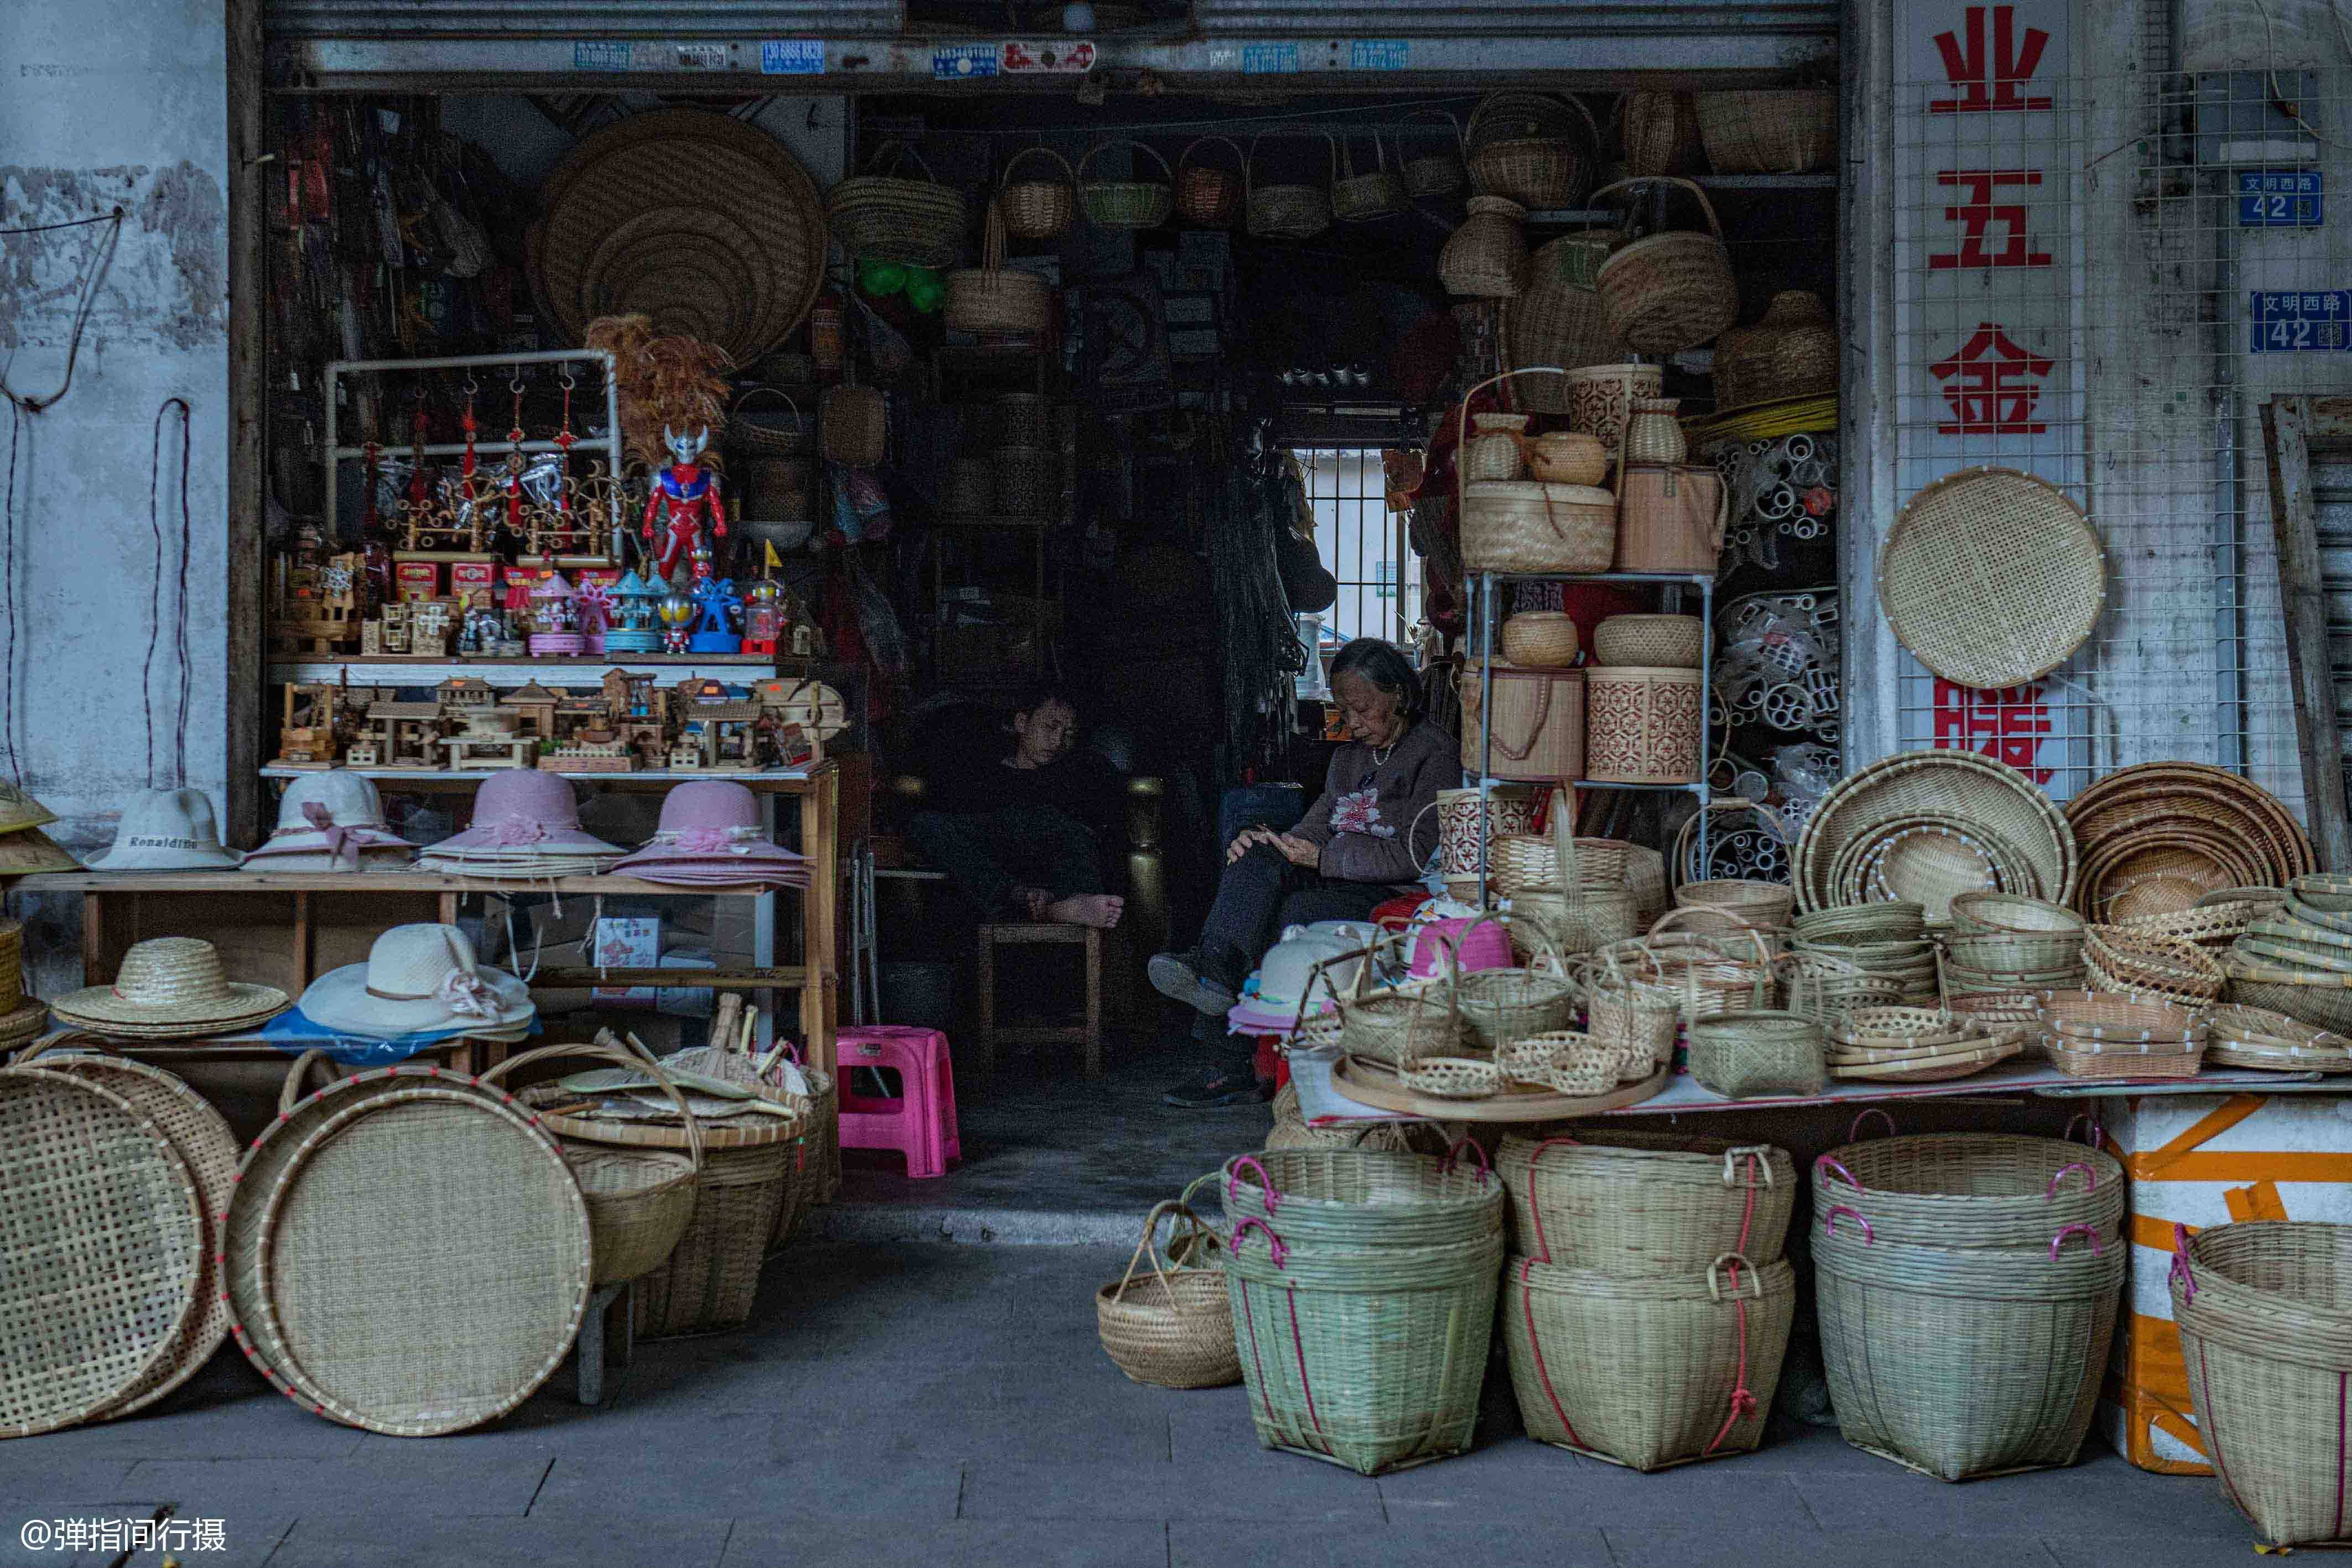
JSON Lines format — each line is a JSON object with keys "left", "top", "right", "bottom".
{"left": 2033, "top": 990, "right": 2208, "bottom": 1080}
{"left": 0, "top": 1049, "right": 231, "bottom": 1438}
{"left": 1826, "top": 1005, "right": 2026, "bottom": 1083}
{"left": 1940, "top": 892, "right": 2086, "bottom": 1028}
{"left": 2083, "top": 923, "right": 2226, "bottom": 1008}
{"left": 2203, "top": 1003, "right": 2352, "bottom": 1073}
{"left": 2065, "top": 762, "right": 2312, "bottom": 921}
{"left": 1789, "top": 903, "right": 1938, "bottom": 1006}
{"left": 1217, "top": 1149, "right": 1505, "bottom": 1475}
{"left": 2221, "top": 874, "right": 2352, "bottom": 1034}
{"left": 1795, "top": 749, "right": 2078, "bottom": 915}
{"left": 2171, "top": 1221, "right": 2352, "bottom": 1548}
{"left": 1810, "top": 1131, "right": 2127, "bottom": 1480}
{"left": 1496, "top": 1130, "right": 1797, "bottom": 1470}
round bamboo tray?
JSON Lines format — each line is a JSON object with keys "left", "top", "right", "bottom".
{"left": 1880, "top": 467, "right": 2106, "bottom": 691}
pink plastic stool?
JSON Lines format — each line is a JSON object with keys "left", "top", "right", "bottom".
{"left": 836, "top": 1025, "right": 961, "bottom": 1179}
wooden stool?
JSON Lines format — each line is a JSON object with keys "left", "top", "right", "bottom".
{"left": 975, "top": 923, "right": 1103, "bottom": 1080}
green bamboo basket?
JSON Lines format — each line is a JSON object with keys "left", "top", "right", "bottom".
{"left": 1810, "top": 1133, "right": 2123, "bottom": 1251}
{"left": 1495, "top": 1129, "right": 1794, "bottom": 1274}
{"left": 1219, "top": 1149, "right": 1505, "bottom": 1252}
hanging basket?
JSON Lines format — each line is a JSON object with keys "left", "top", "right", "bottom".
{"left": 1246, "top": 131, "right": 1336, "bottom": 240}
{"left": 1401, "top": 109, "right": 1467, "bottom": 196}
{"left": 1467, "top": 92, "right": 1600, "bottom": 209}
{"left": 998, "top": 145, "right": 1077, "bottom": 241}
{"left": 1332, "top": 132, "right": 1408, "bottom": 222}
{"left": 826, "top": 141, "right": 968, "bottom": 268}
{"left": 1591, "top": 176, "right": 1740, "bottom": 354}
{"left": 820, "top": 381, "right": 886, "bottom": 467}
{"left": 1440, "top": 196, "right": 1528, "bottom": 299}
{"left": 944, "top": 202, "right": 1054, "bottom": 337}
{"left": 1077, "top": 139, "right": 1175, "bottom": 231}
{"left": 1174, "top": 136, "right": 1246, "bottom": 228}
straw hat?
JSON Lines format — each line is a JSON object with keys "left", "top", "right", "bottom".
{"left": 90, "top": 789, "right": 242, "bottom": 873}
{"left": 0, "top": 827, "right": 80, "bottom": 875}
{"left": 0, "top": 779, "right": 58, "bottom": 836}
{"left": 48, "top": 937, "right": 289, "bottom": 1037}
{"left": 297, "top": 923, "right": 534, "bottom": 1038}
{"left": 611, "top": 781, "right": 810, "bottom": 887}
{"left": 242, "top": 771, "right": 415, "bottom": 870}
{"left": 416, "top": 772, "right": 621, "bottom": 871}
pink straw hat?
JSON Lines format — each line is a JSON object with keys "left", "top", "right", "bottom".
{"left": 612, "top": 781, "right": 808, "bottom": 885}
{"left": 428, "top": 770, "right": 623, "bottom": 859}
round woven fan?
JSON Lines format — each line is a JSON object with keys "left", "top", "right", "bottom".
{"left": 1879, "top": 467, "right": 2106, "bottom": 690}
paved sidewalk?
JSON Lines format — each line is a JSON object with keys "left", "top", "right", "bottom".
{"left": 1, "top": 1241, "right": 2254, "bottom": 1568}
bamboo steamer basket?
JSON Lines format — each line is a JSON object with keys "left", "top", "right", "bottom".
{"left": 998, "top": 145, "right": 1076, "bottom": 240}
{"left": 1591, "top": 177, "right": 1740, "bottom": 354}
{"left": 1585, "top": 666, "right": 1704, "bottom": 784}
{"left": 1594, "top": 614, "right": 1703, "bottom": 669}
{"left": 1462, "top": 663, "right": 1586, "bottom": 781}
{"left": 1174, "top": 135, "right": 1246, "bottom": 228}
{"left": 1246, "top": 131, "right": 1335, "bottom": 241}
{"left": 1524, "top": 431, "right": 1609, "bottom": 485}
{"left": 1615, "top": 463, "right": 1727, "bottom": 574}
{"left": 1619, "top": 91, "right": 1704, "bottom": 177}
{"left": 1440, "top": 196, "right": 1528, "bottom": 298}
{"left": 1564, "top": 362, "right": 1664, "bottom": 456}
{"left": 1501, "top": 611, "right": 1579, "bottom": 668}
{"left": 1695, "top": 88, "right": 1836, "bottom": 175}
{"left": 1077, "top": 139, "right": 1175, "bottom": 230}
{"left": 944, "top": 202, "right": 1053, "bottom": 336}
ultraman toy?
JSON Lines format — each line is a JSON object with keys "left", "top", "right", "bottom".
{"left": 640, "top": 425, "right": 729, "bottom": 583}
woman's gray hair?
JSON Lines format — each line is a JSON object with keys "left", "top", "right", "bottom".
{"left": 1328, "top": 637, "right": 1421, "bottom": 722}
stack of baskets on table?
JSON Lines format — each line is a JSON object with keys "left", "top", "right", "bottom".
{"left": 2081, "top": 921, "right": 2226, "bottom": 1008}
{"left": 2221, "top": 874, "right": 2352, "bottom": 1034}
{"left": 1810, "top": 1129, "right": 2126, "bottom": 1480}
{"left": 1789, "top": 902, "right": 1938, "bottom": 1006}
{"left": 2203, "top": 1003, "right": 2352, "bottom": 1073}
{"left": 1796, "top": 749, "right": 2078, "bottom": 917}
{"left": 1592, "top": 908, "right": 1779, "bottom": 1027}
{"left": 1942, "top": 892, "right": 2088, "bottom": 1028}
{"left": 1217, "top": 1149, "right": 1505, "bottom": 1475}
{"left": 2064, "top": 762, "right": 2312, "bottom": 921}
{"left": 1095, "top": 1199, "right": 1240, "bottom": 1391}
{"left": 2032, "top": 990, "right": 2208, "bottom": 1080}
{"left": 2172, "top": 1220, "right": 2352, "bottom": 1547}
{"left": 1824, "top": 1005, "right": 2026, "bottom": 1084}
{"left": 1497, "top": 1129, "right": 1797, "bottom": 1469}
{"left": 1496, "top": 809, "right": 1640, "bottom": 963}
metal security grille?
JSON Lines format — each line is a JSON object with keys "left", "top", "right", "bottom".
{"left": 1294, "top": 449, "right": 1420, "bottom": 647}
{"left": 1888, "top": 27, "right": 2349, "bottom": 824}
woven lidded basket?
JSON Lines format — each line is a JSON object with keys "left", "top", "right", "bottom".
{"left": 826, "top": 141, "right": 968, "bottom": 267}
{"left": 1500, "top": 610, "right": 1579, "bottom": 668}
{"left": 1591, "top": 176, "right": 1739, "bottom": 354}
{"left": 1496, "top": 1129, "right": 1796, "bottom": 1274}
{"left": 1585, "top": 666, "right": 1704, "bottom": 785}
{"left": 1078, "top": 138, "right": 1175, "bottom": 230}
{"left": 1503, "top": 1252, "right": 1795, "bottom": 1470}
{"left": 1460, "top": 482, "right": 1616, "bottom": 574}
{"left": 1466, "top": 92, "right": 1599, "bottom": 209}
{"left": 998, "top": 145, "right": 1076, "bottom": 240}
{"left": 1695, "top": 87, "right": 1836, "bottom": 175}
{"left": 1096, "top": 1201, "right": 1239, "bottom": 1389}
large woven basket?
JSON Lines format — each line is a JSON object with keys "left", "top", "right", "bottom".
{"left": 826, "top": 142, "right": 967, "bottom": 268}
{"left": 1503, "top": 1252, "right": 1795, "bottom": 1470}
{"left": 1591, "top": 177, "right": 1739, "bottom": 353}
{"left": 1813, "top": 1213, "right": 2124, "bottom": 1481}
{"left": 1078, "top": 139, "right": 1175, "bottom": 230}
{"left": 945, "top": 203, "right": 1053, "bottom": 337}
{"left": 1585, "top": 666, "right": 1703, "bottom": 784}
{"left": 1503, "top": 272, "right": 1627, "bottom": 415}
{"left": 1812, "top": 1132, "right": 2125, "bottom": 1249}
{"left": 1714, "top": 290, "right": 1839, "bottom": 411}
{"left": 634, "top": 1138, "right": 795, "bottom": 1336}
{"left": 1219, "top": 1148, "right": 1505, "bottom": 1251}
{"left": 1440, "top": 196, "right": 1528, "bottom": 298}
{"left": 1695, "top": 88, "right": 1836, "bottom": 175}
{"left": 1225, "top": 1215, "right": 1503, "bottom": 1475}
{"left": 1496, "top": 1129, "right": 1795, "bottom": 1273}
{"left": 1460, "top": 482, "right": 1616, "bottom": 574}
{"left": 1174, "top": 136, "right": 1245, "bottom": 228}
{"left": 1096, "top": 1201, "right": 1239, "bottom": 1389}
{"left": 999, "top": 145, "right": 1076, "bottom": 240}
{"left": 2172, "top": 1221, "right": 2352, "bottom": 1546}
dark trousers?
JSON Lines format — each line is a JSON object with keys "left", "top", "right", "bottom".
{"left": 908, "top": 807, "right": 1107, "bottom": 921}
{"left": 1194, "top": 842, "right": 1392, "bottom": 1072}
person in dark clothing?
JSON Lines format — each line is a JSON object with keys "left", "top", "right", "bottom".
{"left": 906, "top": 686, "right": 1126, "bottom": 929}
{"left": 1153, "top": 639, "right": 1449, "bottom": 1107}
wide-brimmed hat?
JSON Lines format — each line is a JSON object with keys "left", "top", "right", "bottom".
{"left": 0, "top": 779, "right": 58, "bottom": 836}
{"left": 48, "top": 936, "right": 289, "bottom": 1038}
{"left": 0, "top": 827, "right": 80, "bottom": 874}
{"left": 243, "top": 770, "right": 417, "bottom": 870}
{"left": 90, "top": 789, "right": 242, "bottom": 872}
{"left": 415, "top": 772, "right": 620, "bottom": 875}
{"left": 611, "top": 781, "right": 809, "bottom": 887}
{"left": 297, "top": 923, "right": 534, "bottom": 1038}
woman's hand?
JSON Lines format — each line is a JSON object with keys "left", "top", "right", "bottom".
{"left": 1226, "top": 826, "right": 1277, "bottom": 864}
{"left": 1271, "top": 834, "right": 1321, "bottom": 870}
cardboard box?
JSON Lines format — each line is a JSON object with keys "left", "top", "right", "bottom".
{"left": 393, "top": 560, "right": 441, "bottom": 602}
{"left": 449, "top": 558, "right": 498, "bottom": 606}
{"left": 2097, "top": 1090, "right": 2352, "bottom": 1473}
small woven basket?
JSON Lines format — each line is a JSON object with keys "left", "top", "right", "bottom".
{"left": 1687, "top": 1010, "right": 1825, "bottom": 1099}
{"left": 1095, "top": 1201, "right": 1239, "bottom": 1389}
{"left": 1331, "top": 132, "right": 1407, "bottom": 222}
{"left": 634, "top": 1138, "right": 795, "bottom": 1336}
{"left": 944, "top": 203, "right": 1053, "bottom": 337}
{"left": 1440, "top": 197, "right": 1527, "bottom": 298}
{"left": 1246, "top": 131, "right": 1335, "bottom": 241}
{"left": 1077, "top": 139, "right": 1175, "bottom": 230}
{"left": 1174, "top": 136, "right": 1245, "bottom": 228}
{"left": 1401, "top": 109, "right": 1466, "bottom": 195}
{"left": 1593, "top": 613, "right": 1703, "bottom": 669}
{"left": 1500, "top": 611, "right": 1579, "bottom": 668}
{"left": 998, "top": 145, "right": 1076, "bottom": 240}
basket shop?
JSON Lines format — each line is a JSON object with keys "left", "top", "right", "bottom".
{"left": 0, "top": 2, "right": 2346, "bottom": 1550}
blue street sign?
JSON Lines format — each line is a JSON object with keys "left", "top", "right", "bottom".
{"left": 2250, "top": 290, "right": 2352, "bottom": 352}
{"left": 2239, "top": 170, "right": 2323, "bottom": 227}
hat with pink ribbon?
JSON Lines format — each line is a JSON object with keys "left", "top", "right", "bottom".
{"left": 242, "top": 770, "right": 416, "bottom": 871}
{"left": 297, "top": 922, "right": 534, "bottom": 1037}
{"left": 417, "top": 769, "right": 622, "bottom": 877}
{"left": 611, "top": 780, "right": 809, "bottom": 888}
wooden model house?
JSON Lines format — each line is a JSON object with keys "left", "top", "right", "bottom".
{"left": 681, "top": 701, "right": 764, "bottom": 770}
{"left": 273, "top": 683, "right": 344, "bottom": 767}
{"left": 363, "top": 700, "right": 445, "bottom": 768}
{"left": 499, "top": 681, "right": 563, "bottom": 741}
{"left": 435, "top": 677, "right": 499, "bottom": 726}
{"left": 272, "top": 550, "right": 362, "bottom": 653}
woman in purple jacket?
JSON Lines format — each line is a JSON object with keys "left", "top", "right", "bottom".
{"left": 1153, "top": 638, "right": 1450, "bottom": 1108}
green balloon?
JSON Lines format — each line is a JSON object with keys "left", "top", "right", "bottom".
{"left": 906, "top": 275, "right": 945, "bottom": 313}
{"left": 858, "top": 259, "right": 908, "bottom": 296}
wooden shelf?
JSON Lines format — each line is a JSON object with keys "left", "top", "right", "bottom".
{"left": 16, "top": 870, "right": 804, "bottom": 897}
{"left": 259, "top": 767, "right": 820, "bottom": 790}
{"left": 935, "top": 514, "right": 1055, "bottom": 529}
{"left": 269, "top": 656, "right": 779, "bottom": 686}
{"left": 531, "top": 965, "right": 825, "bottom": 990}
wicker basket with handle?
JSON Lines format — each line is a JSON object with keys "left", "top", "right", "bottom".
{"left": 1247, "top": 131, "right": 1336, "bottom": 240}
{"left": 999, "top": 145, "right": 1076, "bottom": 240}
{"left": 1695, "top": 87, "right": 1836, "bottom": 175}
{"left": 1095, "top": 1200, "right": 1239, "bottom": 1389}
{"left": 1591, "top": 177, "right": 1740, "bottom": 354}
{"left": 1336, "top": 930, "right": 1467, "bottom": 1066}
{"left": 1440, "top": 196, "right": 1528, "bottom": 298}
{"left": 1503, "top": 268, "right": 1627, "bottom": 415}
{"left": 945, "top": 202, "right": 1053, "bottom": 337}
{"left": 1078, "top": 139, "right": 1175, "bottom": 230}
{"left": 1502, "top": 797, "right": 1641, "bottom": 960}
{"left": 1332, "top": 132, "right": 1407, "bottom": 222}
{"left": 826, "top": 141, "right": 968, "bottom": 267}
{"left": 1467, "top": 92, "right": 1600, "bottom": 209}
{"left": 1401, "top": 109, "right": 1466, "bottom": 195}
{"left": 1174, "top": 135, "right": 1245, "bottom": 228}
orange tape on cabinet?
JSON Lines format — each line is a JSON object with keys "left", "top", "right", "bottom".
{"left": 2131, "top": 1212, "right": 2199, "bottom": 1252}
{"left": 2120, "top": 1094, "right": 2268, "bottom": 1179}
{"left": 2225, "top": 1180, "right": 2289, "bottom": 1223}
{"left": 2127, "top": 1152, "right": 2352, "bottom": 1184}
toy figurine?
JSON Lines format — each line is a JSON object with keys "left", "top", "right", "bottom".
{"left": 658, "top": 594, "right": 696, "bottom": 654}
{"left": 641, "top": 425, "right": 728, "bottom": 584}
{"left": 687, "top": 576, "right": 742, "bottom": 655}
{"left": 575, "top": 577, "right": 613, "bottom": 657}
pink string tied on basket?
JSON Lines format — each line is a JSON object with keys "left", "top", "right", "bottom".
{"left": 2169, "top": 1221, "right": 2198, "bottom": 1303}
{"left": 1227, "top": 1154, "right": 1279, "bottom": 1216}
{"left": 301, "top": 801, "right": 360, "bottom": 870}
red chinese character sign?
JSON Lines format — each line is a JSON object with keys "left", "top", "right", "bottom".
{"left": 1929, "top": 4, "right": 2054, "bottom": 113}
{"left": 1931, "top": 324, "right": 2053, "bottom": 434}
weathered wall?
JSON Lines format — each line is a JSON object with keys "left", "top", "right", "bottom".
{"left": 1, "top": 0, "right": 231, "bottom": 853}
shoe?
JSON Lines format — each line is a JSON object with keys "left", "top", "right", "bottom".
{"left": 1163, "top": 1068, "right": 1272, "bottom": 1109}
{"left": 1148, "top": 950, "right": 1236, "bottom": 1018}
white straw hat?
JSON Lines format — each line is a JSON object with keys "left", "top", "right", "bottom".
{"left": 297, "top": 923, "right": 534, "bottom": 1038}
{"left": 91, "top": 789, "right": 242, "bottom": 872}
{"left": 243, "top": 770, "right": 415, "bottom": 869}
{"left": 48, "top": 936, "right": 289, "bottom": 1036}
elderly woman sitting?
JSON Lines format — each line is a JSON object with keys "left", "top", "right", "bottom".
{"left": 1152, "top": 638, "right": 1449, "bottom": 1108}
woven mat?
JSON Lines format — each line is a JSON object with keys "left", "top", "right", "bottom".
{"left": 1879, "top": 467, "right": 2105, "bottom": 690}
{"left": 580, "top": 204, "right": 779, "bottom": 352}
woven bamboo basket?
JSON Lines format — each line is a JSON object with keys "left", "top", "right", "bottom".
{"left": 1943, "top": 927, "right": 2085, "bottom": 976}
{"left": 634, "top": 1137, "right": 795, "bottom": 1336}
{"left": 820, "top": 382, "right": 886, "bottom": 467}
{"left": 1219, "top": 1148, "right": 1505, "bottom": 1253}
{"left": 1713, "top": 290, "right": 1839, "bottom": 411}
{"left": 726, "top": 386, "right": 813, "bottom": 463}
{"left": 1467, "top": 92, "right": 1599, "bottom": 208}
{"left": 2171, "top": 1222, "right": 2352, "bottom": 1545}
{"left": 1440, "top": 196, "right": 1528, "bottom": 298}
{"left": 1492, "top": 831, "right": 1630, "bottom": 897}
{"left": 1810, "top": 1132, "right": 2125, "bottom": 1249}
{"left": 2083, "top": 924, "right": 2225, "bottom": 1006}
{"left": 1332, "top": 133, "right": 1407, "bottom": 222}
{"left": 1585, "top": 666, "right": 1704, "bottom": 784}
{"left": 1401, "top": 109, "right": 1466, "bottom": 195}
{"left": 1564, "top": 361, "right": 1664, "bottom": 455}
{"left": 1336, "top": 939, "right": 1466, "bottom": 1067}
{"left": 1225, "top": 1217, "right": 1503, "bottom": 1475}
{"left": 1499, "top": 1031, "right": 1620, "bottom": 1096}
{"left": 1776, "top": 950, "right": 1906, "bottom": 1027}
{"left": 826, "top": 142, "right": 968, "bottom": 267}
{"left": 1500, "top": 610, "right": 1579, "bottom": 667}
{"left": 945, "top": 204, "right": 1053, "bottom": 337}
{"left": 1606, "top": 908, "right": 1778, "bottom": 1024}
{"left": 1173, "top": 136, "right": 1245, "bottom": 228}
{"left": 1676, "top": 879, "right": 1796, "bottom": 934}
{"left": 1464, "top": 411, "right": 1530, "bottom": 482}
{"left": 1454, "top": 916, "right": 1578, "bottom": 1054}
{"left": 1615, "top": 462, "right": 1727, "bottom": 575}
{"left": 1591, "top": 177, "right": 1739, "bottom": 353}
{"left": 1687, "top": 1010, "right": 1825, "bottom": 1099}
{"left": 1077, "top": 139, "right": 1175, "bottom": 230}
{"left": 998, "top": 145, "right": 1076, "bottom": 240}
{"left": 1523, "top": 430, "right": 1610, "bottom": 485}
{"left": 1950, "top": 891, "right": 2084, "bottom": 936}
{"left": 1594, "top": 614, "right": 1703, "bottom": 669}
{"left": 1496, "top": 1129, "right": 1796, "bottom": 1273}
{"left": 1502, "top": 274, "right": 1627, "bottom": 416}
{"left": 1813, "top": 1213, "right": 2123, "bottom": 1480}
{"left": 943, "top": 457, "right": 992, "bottom": 517}
{"left": 1096, "top": 1201, "right": 1239, "bottom": 1389}
{"left": 1695, "top": 88, "right": 1837, "bottom": 175}
{"left": 1246, "top": 131, "right": 1335, "bottom": 241}
{"left": 1461, "top": 482, "right": 1616, "bottom": 573}
{"left": 1620, "top": 90, "right": 1704, "bottom": 177}
{"left": 1583, "top": 952, "right": 1684, "bottom": 1071}
{"left": 1503, "top": 1252, "right": 1796, "bottom": 1469}
{"left": 1502, "top": 803, "right": 1640, "bottom": 960}
{"left": 1462, "top": 663, "right": 1585, "bottom": 782}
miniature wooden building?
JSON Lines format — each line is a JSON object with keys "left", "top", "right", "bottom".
{"left": 683, "top": 701, "right": 764, "bottom": 771}
{"left": 274, "top": 683, "right": 344, "bottom": 768}
{"left": 365, "top": 700, "right": 445, "bottom": 768}
{"left": 499, "top": 681, "right": 564, "bottom": 741}
{"left": 273, "top": 551, "right": 363, "bottom": 653}
{"left": 436, "top": 677, "right": 499, "bottom": 722}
